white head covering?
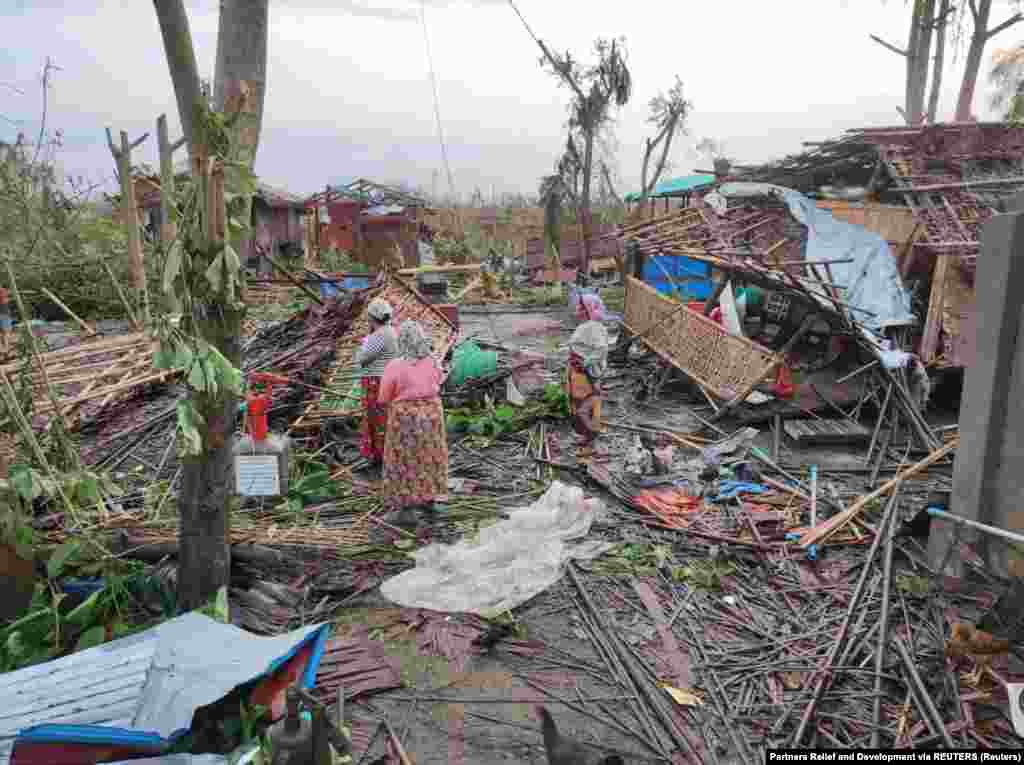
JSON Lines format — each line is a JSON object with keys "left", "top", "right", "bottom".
{"left": 368, "top": 297, "right": 392, "bottom": 323}
{"left": 397, "top": 320, "right": 432, "bottom": 360}
{"left": 570, "top": 320, "right": 609, "bottom": 378}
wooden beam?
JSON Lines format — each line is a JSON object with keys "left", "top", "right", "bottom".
{"left": 920, "top": 251, "right": 950, "bottom": 363}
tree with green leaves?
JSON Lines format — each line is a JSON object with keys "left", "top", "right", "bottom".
{"left": 152, "top": 0, "right": 268, "bottom": 611}
{"left": 637, "top": 76, "right": 691, "bottom": 208}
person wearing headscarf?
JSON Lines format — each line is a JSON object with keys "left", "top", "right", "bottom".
{"left": 566, "top": 319, "right": 609, "bottom": 458}
{"left": 354, "top": 297, "right": 397, "bottom": 466}
{"left": 378, "top": 320, "right": 448, "bottom": 524}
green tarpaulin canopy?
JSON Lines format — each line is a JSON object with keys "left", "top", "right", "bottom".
{"left": 624, "top": 174, "right": 715, "bottom": 203}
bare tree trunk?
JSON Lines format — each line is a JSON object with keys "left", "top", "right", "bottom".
{"left": 157, "top": 114, "right": 185, "bottom": 248}
{"left": 214, "top": 0, "right": 269, "bottom": 161}
{"left": 153, "top": 0, "right": 203, "bottom": 152}
{"left": 106, "top": 129, "right": 149, "bottom": 326}
{"left": 908, "top": 0, "right": 936, "bottom": 125}
{"left": 638, "top": 119, "right": 674, "bottom": 209}
{"left": 156, "top": 0, "right": 268, "bottom": 612}
{"left": 956, "top": 0, "right": 1023, "bottom": 121}
{"left": 580, "top": 127, "right": 594, "bottom": 280}
{"left": 905, "top": 3, "right": 922, "bottom": 123}
{"left": 927, "top": 0, "right": 951, "bottom": 123}
{"left": 957, "top": 0, "right": 993, "bottom": 120}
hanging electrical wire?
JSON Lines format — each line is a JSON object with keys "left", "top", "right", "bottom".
{"left": 419, "top": 0, "right": 456, "bottom": 203}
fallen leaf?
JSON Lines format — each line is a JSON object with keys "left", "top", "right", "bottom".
{"left": 659, "top": 683, "right": 704, "bottom": 706}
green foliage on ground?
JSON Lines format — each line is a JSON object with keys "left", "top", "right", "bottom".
{"left": 0, "top": 553, "right": 173, "bottom": 672}
{"left": 445, "top": 383, "right": 569, "bottom": 437}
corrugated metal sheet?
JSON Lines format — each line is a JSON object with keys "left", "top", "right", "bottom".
{"left": 0, "top": 628, "right": 160, "bottom": 764}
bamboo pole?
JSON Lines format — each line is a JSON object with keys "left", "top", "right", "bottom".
{"left": 38, "top": 288, "right": 95, "bottom": 336}
{"left": 799, "top": 438, "right": 958, "bottom": 548}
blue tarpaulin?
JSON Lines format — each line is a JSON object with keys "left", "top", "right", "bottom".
{"left": 717, "top": 183, "right": 915, "bottom": 331}
{"left": 641, "top": 255, "right": 713, "bottom": 300}
{"left": 319, "top": 275, "right": 371, "bottom": 299}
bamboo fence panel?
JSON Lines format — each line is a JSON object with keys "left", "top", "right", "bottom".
{"left": 623, "top": 276, "right": 777, "bottom": 400}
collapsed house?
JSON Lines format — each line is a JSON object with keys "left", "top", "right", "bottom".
{"left": 128, "top": 173, "right": 311, "bottom": 275}
{"left": 305, "top": 179, "right": 430, "bottom": 269}
{"left": 616, "top": 124, "right": 1024, "bottom": 395}
{"left": 731, "top": 122, "right": 1024, "bottom": 370}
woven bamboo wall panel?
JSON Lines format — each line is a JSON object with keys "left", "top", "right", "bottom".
{"left": 623, "top": 277, "right": 776, "bottom": 400}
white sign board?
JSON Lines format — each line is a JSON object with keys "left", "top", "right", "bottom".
{"left": 235, "top": 455, "right": 281, "bottom": 497}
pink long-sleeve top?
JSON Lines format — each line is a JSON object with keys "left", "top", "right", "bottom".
{"left": 378, "top": 357, "right": 443, "bottom": 404}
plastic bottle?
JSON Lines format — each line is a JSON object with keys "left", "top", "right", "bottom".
{"left": 233, "top": 372, "right": 291, "bottom": 498}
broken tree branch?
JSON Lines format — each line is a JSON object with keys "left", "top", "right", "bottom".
{"left": 870, "top": 34, "right": 908, "bottom": 57}
{"left": 987, "top": 12, "right": 1023, "bottom": 40}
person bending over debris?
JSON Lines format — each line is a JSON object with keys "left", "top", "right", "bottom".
{"left": 566, "top": 319, "right": 609, "bottom": 459}
{"left": 378, "top": 320, "right": 449, "bottom": 526}
{"left": 354, "top": 297, "right": 397, "bottom": 468}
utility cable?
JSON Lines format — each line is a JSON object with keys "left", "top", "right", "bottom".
{"left": 419, "top": 0, "right": 456, "bottom": 203}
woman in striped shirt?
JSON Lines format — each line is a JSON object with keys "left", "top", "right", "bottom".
{"left": 354, "top": 297, "right": 398, "bottom": 466}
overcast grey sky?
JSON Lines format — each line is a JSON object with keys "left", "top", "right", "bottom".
{"left": 0, "top": 1, "right": 1018, "bottom": 200}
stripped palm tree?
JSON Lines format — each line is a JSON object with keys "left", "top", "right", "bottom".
{"left": 989, "top": 43, "right": 1024, "bottom": 122}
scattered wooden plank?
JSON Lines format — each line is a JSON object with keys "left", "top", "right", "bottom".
{"left": 783, "top": 417, "right": 871, "bottom": 447}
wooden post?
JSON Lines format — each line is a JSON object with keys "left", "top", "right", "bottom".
{"left": 106, "top": 127, "right": 150, "bottom": 323}
{"left": 157, "top": 114, "right": 187, "bottom": 247}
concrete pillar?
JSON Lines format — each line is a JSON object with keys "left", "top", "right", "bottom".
{"left": 929, "top": 192, "right": 1024, "bottom": 577}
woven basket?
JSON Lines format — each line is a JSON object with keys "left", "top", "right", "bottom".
{"left": 623, "top": 276, "right": 776, "bottom": 400}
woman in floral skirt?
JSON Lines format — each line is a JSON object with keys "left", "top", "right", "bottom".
{"left": 378, "top": 320, "right": 448, "bottom": 525}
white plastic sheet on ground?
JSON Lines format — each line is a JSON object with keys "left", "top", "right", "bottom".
{"left": 718, "top": 183, "right": 916, "bottom": 331}
{"left": 380, "top": 481, "right": 613, "bottom": 614}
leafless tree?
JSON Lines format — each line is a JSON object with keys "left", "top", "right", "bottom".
{"left": 956, "top": 0, "right": 1023, "bottom": 119}
{"left": 638, "top": 76, "right": 691, "bottom": 207}
{"left": 871, "top": 0, "right": 1022, "bottom": 123}
{"left": 536, "top": 36, "right": 632, "bottom": 277}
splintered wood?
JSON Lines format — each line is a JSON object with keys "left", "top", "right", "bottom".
{"left": 290, "top": 274, "right": 458, "bottom": 430}
{"left": 623, "top": 276, "right": 777, "bottom": 400}
{"left": 0, "top": 332, "right": 170, "bottom": 423}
